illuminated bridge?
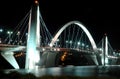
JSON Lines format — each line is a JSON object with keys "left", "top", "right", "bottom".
{"left": 0, "top": 0, "right": 120, "bottom": 69}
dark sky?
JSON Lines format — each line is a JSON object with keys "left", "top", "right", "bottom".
{"left": 0, "top": 0, "right": 120, "bottom": 50}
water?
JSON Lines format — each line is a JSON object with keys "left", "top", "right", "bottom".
{"left": 3, "top": 65, "right": 120, "bottom": 77}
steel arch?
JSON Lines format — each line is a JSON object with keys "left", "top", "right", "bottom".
{"left": 50, "top": 21, "right": 97, "bottom": 51}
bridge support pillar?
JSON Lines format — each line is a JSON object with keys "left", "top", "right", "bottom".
{"left": 25, "top": 2, "right": 40, "bottom": 69}
{"left": 90, "top": 54, "right": 99, "bottom": 65}
{"left": 101, "top": 35, "right": 109, "bottom": 66}
{"left": 1, "top": 52, "right": 19, "bottom": 69}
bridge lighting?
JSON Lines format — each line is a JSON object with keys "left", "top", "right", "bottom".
{"left": 26, "top": 33, "right": 28, "bottom": 36}
{"left": 42, "top": 48, "right": 45, "bottom": 51}
{"left": 0, "top": 38, "right": 1, "bottom": 43}
{"left": 98, "top": 48, "right": 103, "bottom": 51}
{"left": 17, "top": 31, "right": 20, "bottom": 45}
{"left": 57, "top": 48, "right": 60, "bottom": 51}
{"left": 49, "top": 44, "right": 52, "bottom": 47}
{"left": 20, "top": 40, "right": 22, "bottom": 45}
{"left": 57, "top": 39, "right": 59, "bottom": 42}
{"left": 0, "top": 29, "right": 3, "bottom": 43}
{"left": 7, "top": 31, "right": 13, "bottom": 34}
{"left": 54, "top": 48, "right": 57, "bottom": 51}
{"left": 82, "top": 43, "right": 85, "bottom": 46}
{"left": 66, "top": 40, "right": 68, "bottom": 43}
{"left": 86, "top": 45, "right": 89, "bottom": 48}
{"left": 61, "top": 52, "right": 67, "bottom": 61}
{"left": 7, "top": 31, "right": 13, "bottom": 44}
{"left": 0, "top": 29, "right": 3, "bottom": 32}
{"left": 70, "top": 40, "right": 72, "bottom": 44}
{"left": 35, "top": 0, "right": 38, "bottom": 4}
{"left": 77, "top": 42, "right": 80, "bottom": 45}
{"left": 17, "top": 31, "right": 20, "bottom": 35}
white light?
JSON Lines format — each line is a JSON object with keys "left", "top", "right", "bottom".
{"left": 57, "top": 48, "right": 60, "bottom": 51}
{"left": 17, "top": 31, "right": 20, "bottom": 35}
{"left": 77, "top": 42, "right": 80, "bottom": 45}
{"left": 7, "top": 31, "right": 13, "bottom": 34}
{"left": 7, "top": 31, "right": 10, "bottom": 34}
{"left": 86, "top": 45, "right": 89, "bottom": 47}
{"left": 0, "top": 29, "right": 3, "bottom": 32}
{"left": 11, "top": 32, "right": 13, "bottom": 34}
{"left": 57, "top": 39, "right": 59, "bottom": 41}
{"left": 42, "top": 48, "right": 45, "bottom": 51}
{"left": 70, "top": 41, "right": 72, "bottom": 44}
{"left": 54, "top": 48, "right": 56, "bottom": 51}
{"left": 49, "top": 43, "right": 52, "bottom": 47}
{"left": 66, "top": 40, "right": 68, "bottom": 43}
{"left": 82, "top": 43, "right": 85, "bottom": 46}
{"left": 26, "top": 33, "right": 28, "bottom": 36}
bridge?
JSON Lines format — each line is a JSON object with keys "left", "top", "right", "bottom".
{"left": 0, "top": 0, "right": 120, "bottom": 70}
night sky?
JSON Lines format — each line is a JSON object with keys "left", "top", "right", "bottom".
{"left": 0, "top": 0, "right": 120, "bottom": 50}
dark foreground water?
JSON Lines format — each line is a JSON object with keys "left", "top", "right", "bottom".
{"left": 2, "top": 65, "right": 120, "bottom": 78}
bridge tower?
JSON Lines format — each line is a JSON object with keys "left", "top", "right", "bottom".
{"left": 101, "top": 34, "right": 109, "bottom": 65}
{"left": 25, "top": 0, "right": 40, "bottom": 69}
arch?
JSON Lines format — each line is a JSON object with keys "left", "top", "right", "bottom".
{"left": 49, "top": 21, "right": 97, "bottom": 51}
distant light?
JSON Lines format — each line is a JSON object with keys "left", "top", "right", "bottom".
{"left": 17, "top": 31, "right": 20, "bottom": 35}
{"left": 11, "top": 32, "right": 13, "bottom": 34}
{"left": 66, "top": 40, "right": 68, "bottom": 43}
{"left": 70, "top": 40, "right": 72, "bottom": 44}
{"left": 57, "top": 39, "right": 59, "bottom": 41}
{"left": 57, "top": 48, "right": 60, "bottom": 51}
{"left": 86, "top": 45, "right": 89, "bottom": 47}
{"left": 0, "top": 38, "right": 1, "bottom": 43}
{"left": 54, "top": 48, "right": 56, "bottom": 51}
{"left": 98, "top": 48, "right": 103, "bottom": 51}
{"left": 77, "top": 42, "right": 80, "bottom": 45}
{"left": 49, "top": 43, "right": 52, "bottom": 47}
{"left": 7, "top": 31, "right": 13, "bottom": 34}
{"left": 42, "top": 48, "right": 45, "bottom": 51}
{"left": 7, "top": 31, "right": 10, "bottom": 34}
{"left": 20, "top": 40, "right": 22, "bottom": 43}
{"left": 82, "top": 43, "right": 85, "bottom": 46}
{"left": 0, "top": 29, "right": 3, "bottom": 32}
{"left": 26, "top": 33, "right": 28, "bottom": 36}
{"left": 61, "top": 52, "right": 67, "bottom": 61}
{"left": 35, "top": 0, "right": 38, "bottom": 4}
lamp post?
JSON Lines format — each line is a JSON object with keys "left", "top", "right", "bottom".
{"left": 17, "top": 31, "right": 20, "bottom": 45}
{"left": 0, "top": 29, "right": 3, "bottom": 43}
{"left": 7, "top": 31, "right": 13, "bottom": 44}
